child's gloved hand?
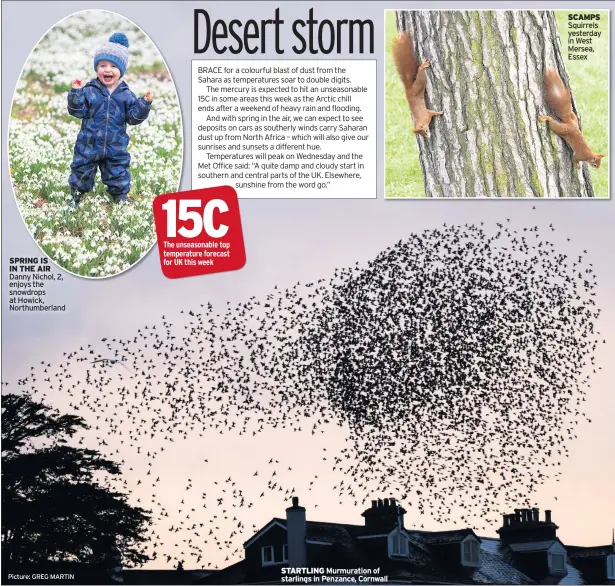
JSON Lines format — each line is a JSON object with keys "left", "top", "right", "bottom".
{"left": 72, "top": 80, "right": 82, "bottom": 89}
{"left": 145, "top": 91, "right": 154, "bottom": 102}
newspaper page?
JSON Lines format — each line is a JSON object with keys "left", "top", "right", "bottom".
{"left": 1, "top": 2, "right": 614, "bottom": 585}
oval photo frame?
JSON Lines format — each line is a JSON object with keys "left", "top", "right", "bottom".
{"left": 8, "top": 10, "right": 183, "bottom": 279}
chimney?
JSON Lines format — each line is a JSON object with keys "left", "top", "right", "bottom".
{"left": 497, "top": 506, "right": 558, "bottom": 544}
{"left": 362, "top": 497, "right": 406, "bottom": 533}
{"left": 396, "top": 505, "right": 405, "bottom": 530}
{"left": 286, "top": 497, "right": 306, "bottom": 568}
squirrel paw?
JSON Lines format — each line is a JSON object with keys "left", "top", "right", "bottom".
{"left": 419, "top": 59, "right": 430, "bottom": 70}
{"left": 538, "top": 115, "right": 550, "bottom": 123}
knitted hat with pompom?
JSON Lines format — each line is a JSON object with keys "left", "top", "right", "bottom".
{"left": 93, "top": 33, "right": 129, "bottom": 78}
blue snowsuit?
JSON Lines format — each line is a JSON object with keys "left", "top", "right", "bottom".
{"left": 67, "top": 79, "right": 152, "bottom": 200}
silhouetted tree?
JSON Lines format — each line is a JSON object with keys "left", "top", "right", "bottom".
{"left": 1, "top": 393, "right": 151, "bottom": 568}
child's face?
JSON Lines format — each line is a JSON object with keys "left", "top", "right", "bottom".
{"left": 96, "top": 61, "right": 121, "bottom": 89}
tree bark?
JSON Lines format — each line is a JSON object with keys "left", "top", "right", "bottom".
{"left": 396, "top": 10, "right": 595, "bottom": 198}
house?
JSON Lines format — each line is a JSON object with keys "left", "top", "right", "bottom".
{"left": 200, "top": 497, "right": 615, "bottom": 585}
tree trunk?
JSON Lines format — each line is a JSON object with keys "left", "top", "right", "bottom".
{"left": 396, "top": 10, "right": 595, "bottom": 198}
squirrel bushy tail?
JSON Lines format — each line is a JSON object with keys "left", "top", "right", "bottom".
{"left": 391, "top": 31, "right": 442, "bottom": 138}
{"left": 539, "top": 67, "right": 604, "bottom": 168}
{"left": 392, "top": 31, "right": 419, "bottom": 91}
{"left": 543, "top": 68, "right": 575, "bottom": 123}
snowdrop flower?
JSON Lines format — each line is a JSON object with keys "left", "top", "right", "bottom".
{"left": 8, "top": 11, "right": 181, "bottom": 277}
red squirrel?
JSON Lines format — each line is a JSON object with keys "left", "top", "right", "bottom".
{"left": 391, "top": 31, "right": 442, "bottom": 138}
{"left": 539, "top": 68, "right": 604, "bottom": 168}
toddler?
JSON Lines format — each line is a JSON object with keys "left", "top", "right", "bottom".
{"left": 67, "top": 32, "right": 153, "bottom": 208}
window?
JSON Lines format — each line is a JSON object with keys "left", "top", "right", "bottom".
{"left": 389, "top": 532, "right": 408, "bottom": 557}
{"left": 549, "top": 552, "right": 566, "bottom": 573}
{"left": 261, "top": 546, "right": 274, "bottom": 566}
{"left": 461, "top": 538, "right": 480, "bottom": 567}
{"left": 607, "top": 555, "right": 615, "bottom": 580}
{"left": 282, "top": 544, "right": 288, "bottom": 562}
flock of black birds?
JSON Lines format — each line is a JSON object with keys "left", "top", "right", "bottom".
{"left": 9, "top": 219, "right": 602, "bottom": 569}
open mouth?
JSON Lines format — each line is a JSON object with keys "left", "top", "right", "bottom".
{"left": 103, "top": 74, "right": 115, "bottom": 83}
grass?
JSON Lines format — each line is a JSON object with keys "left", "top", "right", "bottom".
{"left": 8, "top": 11, "right": 182, "bottom": 277}
{"left": 385, "top": 10, "right": 609, "bottom": 198}
{"left": 385, "top": 13, "right": 424, "bottom": 198}
{"left": 554, "top": 10, "right": 609, "bottom": 198}
{"left": 130, "top": 61, "right": 168, "bottom": 74}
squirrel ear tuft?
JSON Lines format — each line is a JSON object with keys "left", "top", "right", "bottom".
{"left": 412, "top": 128, "right": 421, "bottom": 134}
{"left": 592, "top": 155, "right": 604, "bottom": 168}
